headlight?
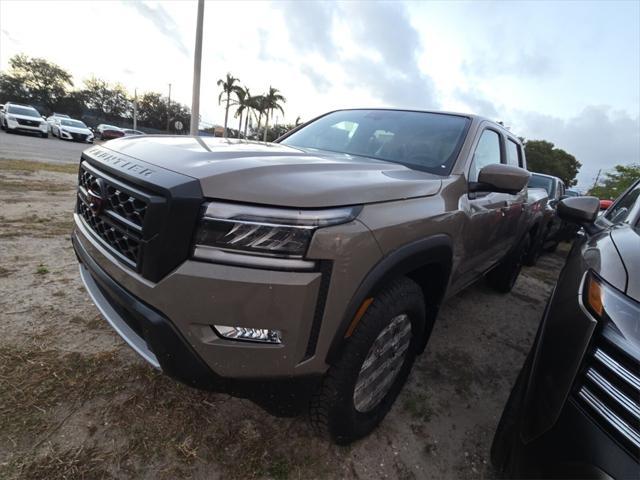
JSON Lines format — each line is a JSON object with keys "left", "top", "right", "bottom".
{"left": 583, "top": 271, "right": 640, "bottom": 346}
{"left": 193, "top": 202, "right": 361, "bottom": 261}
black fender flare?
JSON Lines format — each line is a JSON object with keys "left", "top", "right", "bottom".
{"left": 325, "top": 234, "right": 453, "bottom": 363}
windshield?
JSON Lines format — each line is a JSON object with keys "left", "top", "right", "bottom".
{"left": 61, "top": 119, "right": 87, "bottom": 128}
{"left": 280, "top": 109, "right": 470, "bottom": 175}
{"left": 8, "top": 105, "right": 40, "bottom": 117}
{"left": 528, "top": 174, "right": 555, "bottom": 195}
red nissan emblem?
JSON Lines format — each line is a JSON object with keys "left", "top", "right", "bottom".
{"left": 87, "top": 179, "right": 106, "bottom": 215}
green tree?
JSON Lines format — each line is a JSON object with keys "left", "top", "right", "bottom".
{"left": 217, "top": 73, "right": 242, "bottom": 138}
{"left": 232, "top": 86, "right": 252, "bottom": 139}
{"left": 249, "top": 94, "right": 267, "bottom": 138}
{"left": 82, "top": 77, "right": 131, "bottom": 119}
{"left": 137, "top": 91, "right": 190, "bottom": 132}
{"left": 524, "top": 140, "right": 582, "bottom": 187}
{"left": 262, "top": 86, "right": 286, "bottom": 142}
{"left": 589, "top": 164, "right": 640, "bottom": 200}
{"left": 0, "top": 54, "right": 73, "bottom": 112}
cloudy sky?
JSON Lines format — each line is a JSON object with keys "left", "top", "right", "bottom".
{"left": 1, "top": 0, "right": 638, "bottom": 189}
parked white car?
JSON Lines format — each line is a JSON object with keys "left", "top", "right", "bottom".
{"left": 46, "top": 113, "right": 71, "bottom": 133}
{"left": 0, "top": 102, "right": 48, "bottom": 138}
{"left": 52, "top": 118, "right": 94, "bottom": 143}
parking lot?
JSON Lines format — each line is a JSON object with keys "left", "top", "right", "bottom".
{"left": 0, "top": 150, "right": 567, "bottom": 479}
{"left": 0, "top": 130, "right": 95, "bottom": 165}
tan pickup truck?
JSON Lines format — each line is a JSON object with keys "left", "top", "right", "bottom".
{"left": 72, "top": 109, "right": 547, "bottom": 443}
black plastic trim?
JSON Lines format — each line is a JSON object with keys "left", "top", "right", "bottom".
{"left": 326, "top": 234, "right": 453, "bottom": 363}
{"left": 303, "top": 261, "right": 333, "bottom": 360}
{"left": 80, "top": 147, "right": 205, "bottom": 282}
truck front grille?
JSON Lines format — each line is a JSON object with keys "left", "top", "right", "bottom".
{"left": 77, "top": 201, "right": 141, "bottom": 264}
{"left": 575, "top": 334, "right": 640, "bottom": 457}
{"left": 76, "top": 162, "right": 151, "bottom": 269}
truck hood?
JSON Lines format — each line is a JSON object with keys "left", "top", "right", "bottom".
{"left": 100, "top": 136, "right": 443, "bottom": 207}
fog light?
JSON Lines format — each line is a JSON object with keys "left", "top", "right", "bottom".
{"left": 214, "top": 325, "right": 282, "bottom": 344}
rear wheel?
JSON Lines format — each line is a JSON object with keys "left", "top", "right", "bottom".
{"left": 523, "top": 231, "right": 542, "bottom": 267}
{"left": 310, "top": 277, "right": 426, "bottom": 444}
{"left": 487, "top": 234, "right": 530, "bottom": 293}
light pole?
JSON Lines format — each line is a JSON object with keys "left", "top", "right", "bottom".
{"left": 133, "top": 88, "right": 138, "bottom": 130}
{"left": 190, "top": 0, "right": 205, "bottom": 136}
{"left": 166, "top": 83, "right": 172, "bottom": 133}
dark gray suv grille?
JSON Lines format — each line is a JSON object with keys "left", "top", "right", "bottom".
{"left": 76, "top": 162, "right": 151, "bottom": 268}
{"left": 575, "top": 334, "right": 640, "bottom": 457}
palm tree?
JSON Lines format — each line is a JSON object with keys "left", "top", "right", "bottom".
{"left": 249, "top": 94, "right": 266, "bottom": 138}
{"left": 217, "top": 73, "right": 242, "bottom": 138}
{"left": 262, "top": 86, "right": 286, "bottom": 142}
{"left": 232, "top": 86, "right": 251, "bottom": 139}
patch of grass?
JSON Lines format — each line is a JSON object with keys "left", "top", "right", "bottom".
{"left": 0, "top": 214, "right": 74, "bottom": 239}
{"left": 0, "top": 347, "right": 125, "bottom": 444}
{"left": 403, "top": 392, "right": 433, "bottom": 422}
{"left": 267, "top": 457, "right": 292, "bottom": 480}
{"left": 0, "top": 159, "right": 79, "bottom": 175}
{"left": 35, "top": 264, "right": 49, "bottom": 275}
{"left": 0, "top": 175, "right": 74, "bottom": 193}
{"left": 1, "top": 446, "right": 114, "bottom": 480}
{"left": 0, "top": 345, "right": 339, "bottom": 480}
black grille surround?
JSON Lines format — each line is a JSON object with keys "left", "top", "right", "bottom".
{"left": 71, "top": 132, "right": 88, "bottom": 142}
{"left": 574, "top": 329, "right": 640, "bottom": 459}
{"left": 17, "top": 118, "right": 40, "bottom": 127}
{"left": 75, "top": 148, "right": 204, "bottom": 282}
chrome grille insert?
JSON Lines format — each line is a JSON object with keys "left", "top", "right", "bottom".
{"left": 576, "top": 337, "right": 640, "bottom": 456}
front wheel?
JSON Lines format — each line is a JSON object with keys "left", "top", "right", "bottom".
{"left": 310, "top": 277, "right": 426, "bottom": 444}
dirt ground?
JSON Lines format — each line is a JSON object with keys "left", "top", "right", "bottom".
{"left": 0, "top": 159, "right": 567, "bottom": 480}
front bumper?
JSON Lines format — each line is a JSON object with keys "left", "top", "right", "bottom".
{"left": 73, "top": 229, "right": 323, "bottom": 414}
{"left": 60, "top": 129, "right": 93, "bottom": 142}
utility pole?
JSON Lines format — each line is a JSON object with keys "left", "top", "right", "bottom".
{"left": 592, "top": 169, "right": 602, "bottom": 192}
{"left": 190, "top": 0, "right": 204, "bottom": 136}
{"left": 166, "top": 83, "right": 172, "bottom": 133}
{"left": 133, "top": 88, "right": 138, "bottom": 130}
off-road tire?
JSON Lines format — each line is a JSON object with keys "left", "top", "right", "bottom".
{"left": 310, "top": 277, "right": 425, "bottom": 444}
{"left": 487, "top": 234, "right": 530, "bottom": 293}
{"left": 523, "top": 231, "right": 543, "bottom": 267}
{"left": 545, "top": 241, "right": 559, "bottom": 253}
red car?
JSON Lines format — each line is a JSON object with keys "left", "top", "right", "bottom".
{"left": 96, "top": 124, "right": 125, "bottom": 140}
{"left": 599, "top": 199, "right": 613, "bottom": 210}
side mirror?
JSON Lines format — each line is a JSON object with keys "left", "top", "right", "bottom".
{"left": 470, "top": 164, "right": 530, "bottom": 194}
{"left": 557, "top": 196, "right": 600, "bottom": 233}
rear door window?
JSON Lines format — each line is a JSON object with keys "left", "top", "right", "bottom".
{"left": 469, "top": 129, "right": 502, "bottom": 182}
{"left": 506, "top": 139, "right": 521, "bottom": 167}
